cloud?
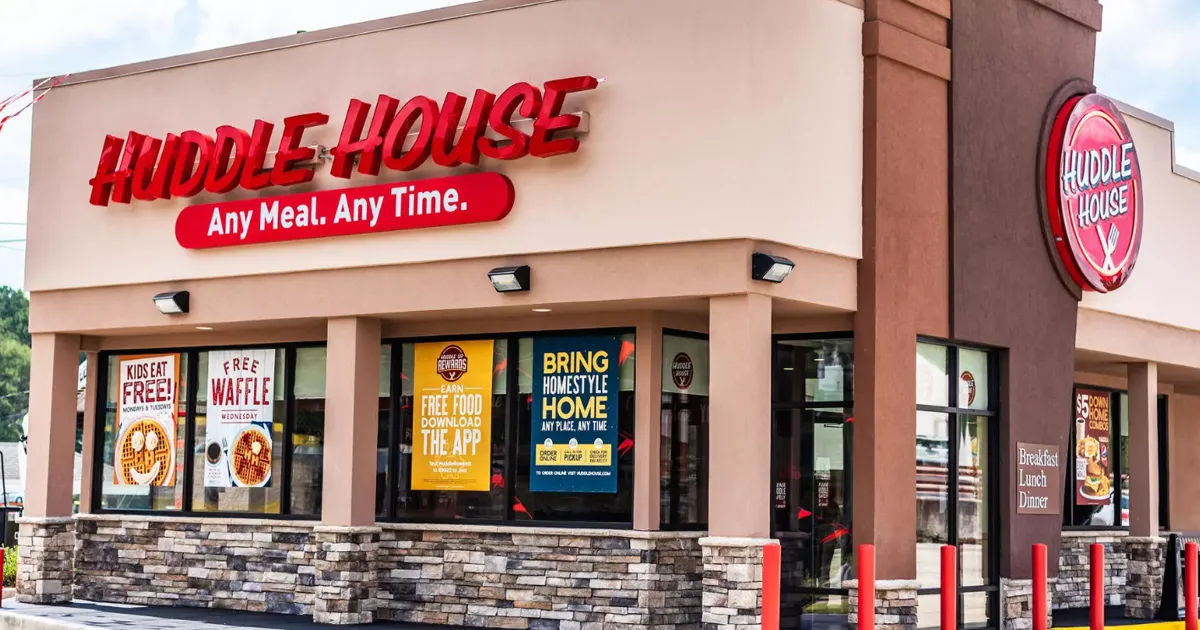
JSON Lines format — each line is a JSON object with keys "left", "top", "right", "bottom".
{"left": 0, "top": 0, "right": 186, "bottom": 61}
{"left": 1096, "top": 0, "right": 1200, "bottom": 169}
{"left": 191, "top": 0, "right": 478, "bottom": 53}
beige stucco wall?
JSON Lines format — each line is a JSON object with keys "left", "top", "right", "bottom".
{"left": 24, "top": 0, "right": 863, "bottom": 292}
{"left": 1168, "top": 393, "right": 1200, "bottom": 532}
{"left": 1080, "top": 111, "right": 1200, "bottom": 333}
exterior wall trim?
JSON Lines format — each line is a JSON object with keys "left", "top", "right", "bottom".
{"left": 1114, "top": 99, "right": 1200, "bottom": 184}
{"left": 863, "top": 20, "right": 952, "bottom": 80}
{"left": 37, "top": 0, "right": 561, "bottom": 88}
{"left": 1026, "top": 0, "right": 1103, "bottom": 32}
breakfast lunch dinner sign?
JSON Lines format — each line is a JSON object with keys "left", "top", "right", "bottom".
{"left": 205, "top": 349, "right": 276, "bottom": 488}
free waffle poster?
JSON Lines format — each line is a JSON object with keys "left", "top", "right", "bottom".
{"left": 115, "top": 354, "right": 179, "bottom": 486}
{"left": 205, "top": 349, "right": 275, "bottom": 488}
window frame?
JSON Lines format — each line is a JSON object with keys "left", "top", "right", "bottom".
{"left": 914, "top": 337, "right": 1001, "bottom": 630}
{"left": 91, "top": 341, "right": 326, "bottom": 520}
{"left": 377, "top": 326, "right": 637, "bottom": 529}
{"left": 1062, "top": 384, "right": 1124, "bottom": 531}
{"left": 659, "top": 327, "right": 710, "bottom": 532}
{"left": 1062, "top": 387, "right": 1170, "bottom": 531}
{"left": 769, "top": 331, "right": 855, "bottom": 603}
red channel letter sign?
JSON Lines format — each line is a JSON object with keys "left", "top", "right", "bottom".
{"left": 174, "top": 172, "right": 514, "bottom": 249}
{"left": 89, "top": 76, "right": 597, "bottom": 207}
{"left": 1045, "top": 93, "right": 1143, "bottom": 293}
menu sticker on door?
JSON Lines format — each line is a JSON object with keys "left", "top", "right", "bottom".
{"left": 1074, "top": 389, "right": 1112, "bottom": 505}
{"left": 1017, "top": 442, "right": 1061, "bottom": 515}
{"left": 532, "top": 335, "right": 620, "bottom": 493}
{"left": 205, "top": 349, "right": 275, "bottom": 488}
{"left": 411, "top": 340, "right": 494, "bottom": 491}
{"left": 115, "top": 354, "right": 179, "bottom": 486}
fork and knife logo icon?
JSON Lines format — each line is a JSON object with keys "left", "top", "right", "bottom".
{"left": 1095, "top": 222, "right": 1120, "bottom": 273}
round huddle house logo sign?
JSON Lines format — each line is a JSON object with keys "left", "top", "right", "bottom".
{"left": 1046, "top": 93, "right": 1144, "bottom": 293}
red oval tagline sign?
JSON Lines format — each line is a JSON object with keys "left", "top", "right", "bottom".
{"left": 175, "top": 172, "right": 514, "bottom": 249}
{"left": 1046, "top": 93, "right": 1143, "bottom": 293}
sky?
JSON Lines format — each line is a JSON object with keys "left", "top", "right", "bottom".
{"left": 0, "top": 0, "right": 1191, "bottom": 289}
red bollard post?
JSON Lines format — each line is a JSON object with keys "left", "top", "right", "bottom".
{"left": 941, "top": 546, "right": 957, "bottom": 630}
{"left": 1186, "top": 542, "right": 1197, "bottom": 630}
{"left": 1090, "top": 543, "right": 1105, "bottom": 630}
{"left": 763, "top": 542, "right": 781, "bottom": 630}
{"left": 859, "top": 545, "right": 876, "bottom": 630}
{"left": 1033, "top": 544, "right": 1048, "bottom": 630}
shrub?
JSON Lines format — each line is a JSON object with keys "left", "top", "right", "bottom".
{"left": 3, "top": 547, "right": 15, "bottom": 587}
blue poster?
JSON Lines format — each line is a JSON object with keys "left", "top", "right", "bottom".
{"left": 531, "top": 335, "right": 620, "bottom": 493}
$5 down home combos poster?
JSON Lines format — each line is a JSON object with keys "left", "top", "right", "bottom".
{"left": 204, "top": 349, "right": 276, "bottom": 488}
{"left": 115, "top": 354, "right": 180, "bottom": 486}
{"left": 532, "top": 335, "right": 620, "bottom": 493}
{"left": 412, "top": 340, "right": 494, "bottom": 491}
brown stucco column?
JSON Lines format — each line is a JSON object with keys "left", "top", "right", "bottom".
{"left": 1125, "top": 363, "right": 1164, "bottom": 618}
{"left": 317, "top": 317, "right": 381, "bottom": 624}
{"left": 857, "top": 0, "right": 951, "bottom": 583}
{"left": 1127, "top": 362, "right": 1159, "bottom": 536}
{"left": 78, "top": 350, "right": 99, "bottom": 515}
{"left": 321, "top": 317, "right": 382, "bottom": 526}
{"left": 25, "top": 333, "right": 81, "bottom": 519}
{"left": 634, "top": 314, "right": 663, "bottom": 531}
{"left": 708, "top": 294, "right": 772, "bottom": 538}
{"left": 703, "top": 294, "right": 773, "bottom": 628}
{"left": 19, "top": 332, "right": 80, "bottom": 604}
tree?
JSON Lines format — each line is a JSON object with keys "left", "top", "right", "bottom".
{"left": 0, "top": 287, "right": 29, "bottom": 346}
{"left": 0, "top": 338, "right": 29, "bottom": 442}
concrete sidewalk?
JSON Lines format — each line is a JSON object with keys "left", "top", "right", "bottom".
{"left": 0, "top": 601, "right": 452, "bottom": 629}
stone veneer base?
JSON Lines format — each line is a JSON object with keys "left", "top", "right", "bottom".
{"left": 1001, "top": 578, "right": 1054, "bottom": 630}
{"left": 71, "top": 514, "right": 704, "bottom": 628}
{"left": 16, "top": 517, "right": 75, "bottom": 604}
{"left": 699, "top": 537, "right": 771, "bottom": 630}
{"left": 846, "top": 579, "right": 918, "bottom": 630}
{"left": 1056, "top": 531, "right": 1128, "bottom": 610}
{"left": 1124, "top": 537, "right": 1165, "bottom": 620}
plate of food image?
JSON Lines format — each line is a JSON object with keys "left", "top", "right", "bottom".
{"left": 1079, "top": 457, "right": 1112, "bottom": 501}
{"left": 117, "top": 417, "right": 174, "bottom": 486}
{"left": 229, "top": 425, "right": 272, "bottom": 487}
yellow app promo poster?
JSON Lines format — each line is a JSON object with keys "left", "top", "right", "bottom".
{"left": 411, "top": 340, "right": 494, "bottom": 491}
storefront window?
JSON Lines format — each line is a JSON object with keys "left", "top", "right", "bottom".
{"left": 289, "top": 347, "right": 326, "bottom": 517}
{"left": 382, "top": 330, "right": 635, "bottom": 524}
{"left": 94, "top": 344, "right": 328, "bottom": 517}
{"left": 660, "top": 332, "right": 709, "bottom": 529}
{"left": 99, "top": 353, "right": 188, "bottom": 511}
{"left": 1064, "top": 387, "right": 1119, "bottom": 528}
{"left": 915, "top": 341, "right": 998, "bottom": 630}
{"left": 1065, "top": 388, "right": 1168, "bottom": 529}
{"left": 772, "top": 335, "right": 854, "bottom": 623}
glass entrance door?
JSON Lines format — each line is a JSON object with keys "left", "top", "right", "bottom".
{"left": 773, "top": 409, "right": 853, "bottom": 625}
{"left": 772, "top": 335, "right": 854, "bottom": 629}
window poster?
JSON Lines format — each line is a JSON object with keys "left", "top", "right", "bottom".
{"left": 205, "top": 349, "right": 276, "bottom": 488}
{"left": 411, "top": 340, "right": 494, "bottom": 491}
{"left": 531, "top": 335, "right": 620, "bottom": 493}
{"left": 1074, "top": 388, "right": 1112, "bottom": 506}
{"left": 661, "top": 335, "right": 709, "bottom": 396}
{"left": 115, "top": 354, "right": 180, "bottom": 486}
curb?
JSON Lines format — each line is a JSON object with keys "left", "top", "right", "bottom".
{"left": 0, "top": 610, "right": 83, "bottom": 630}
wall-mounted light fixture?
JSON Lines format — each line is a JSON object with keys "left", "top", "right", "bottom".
{"left": 153, "top": 291, "right": 190, "bottom": 314}
{"left": 751, "top": 253, "right": 795, "bottom": 283}
{"left": 488, "top": 266, "right": 531, "bottom": 293}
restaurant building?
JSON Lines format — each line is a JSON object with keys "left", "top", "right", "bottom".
{"left": 16, "top": 0, "right": 1198, "bottom": 628}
